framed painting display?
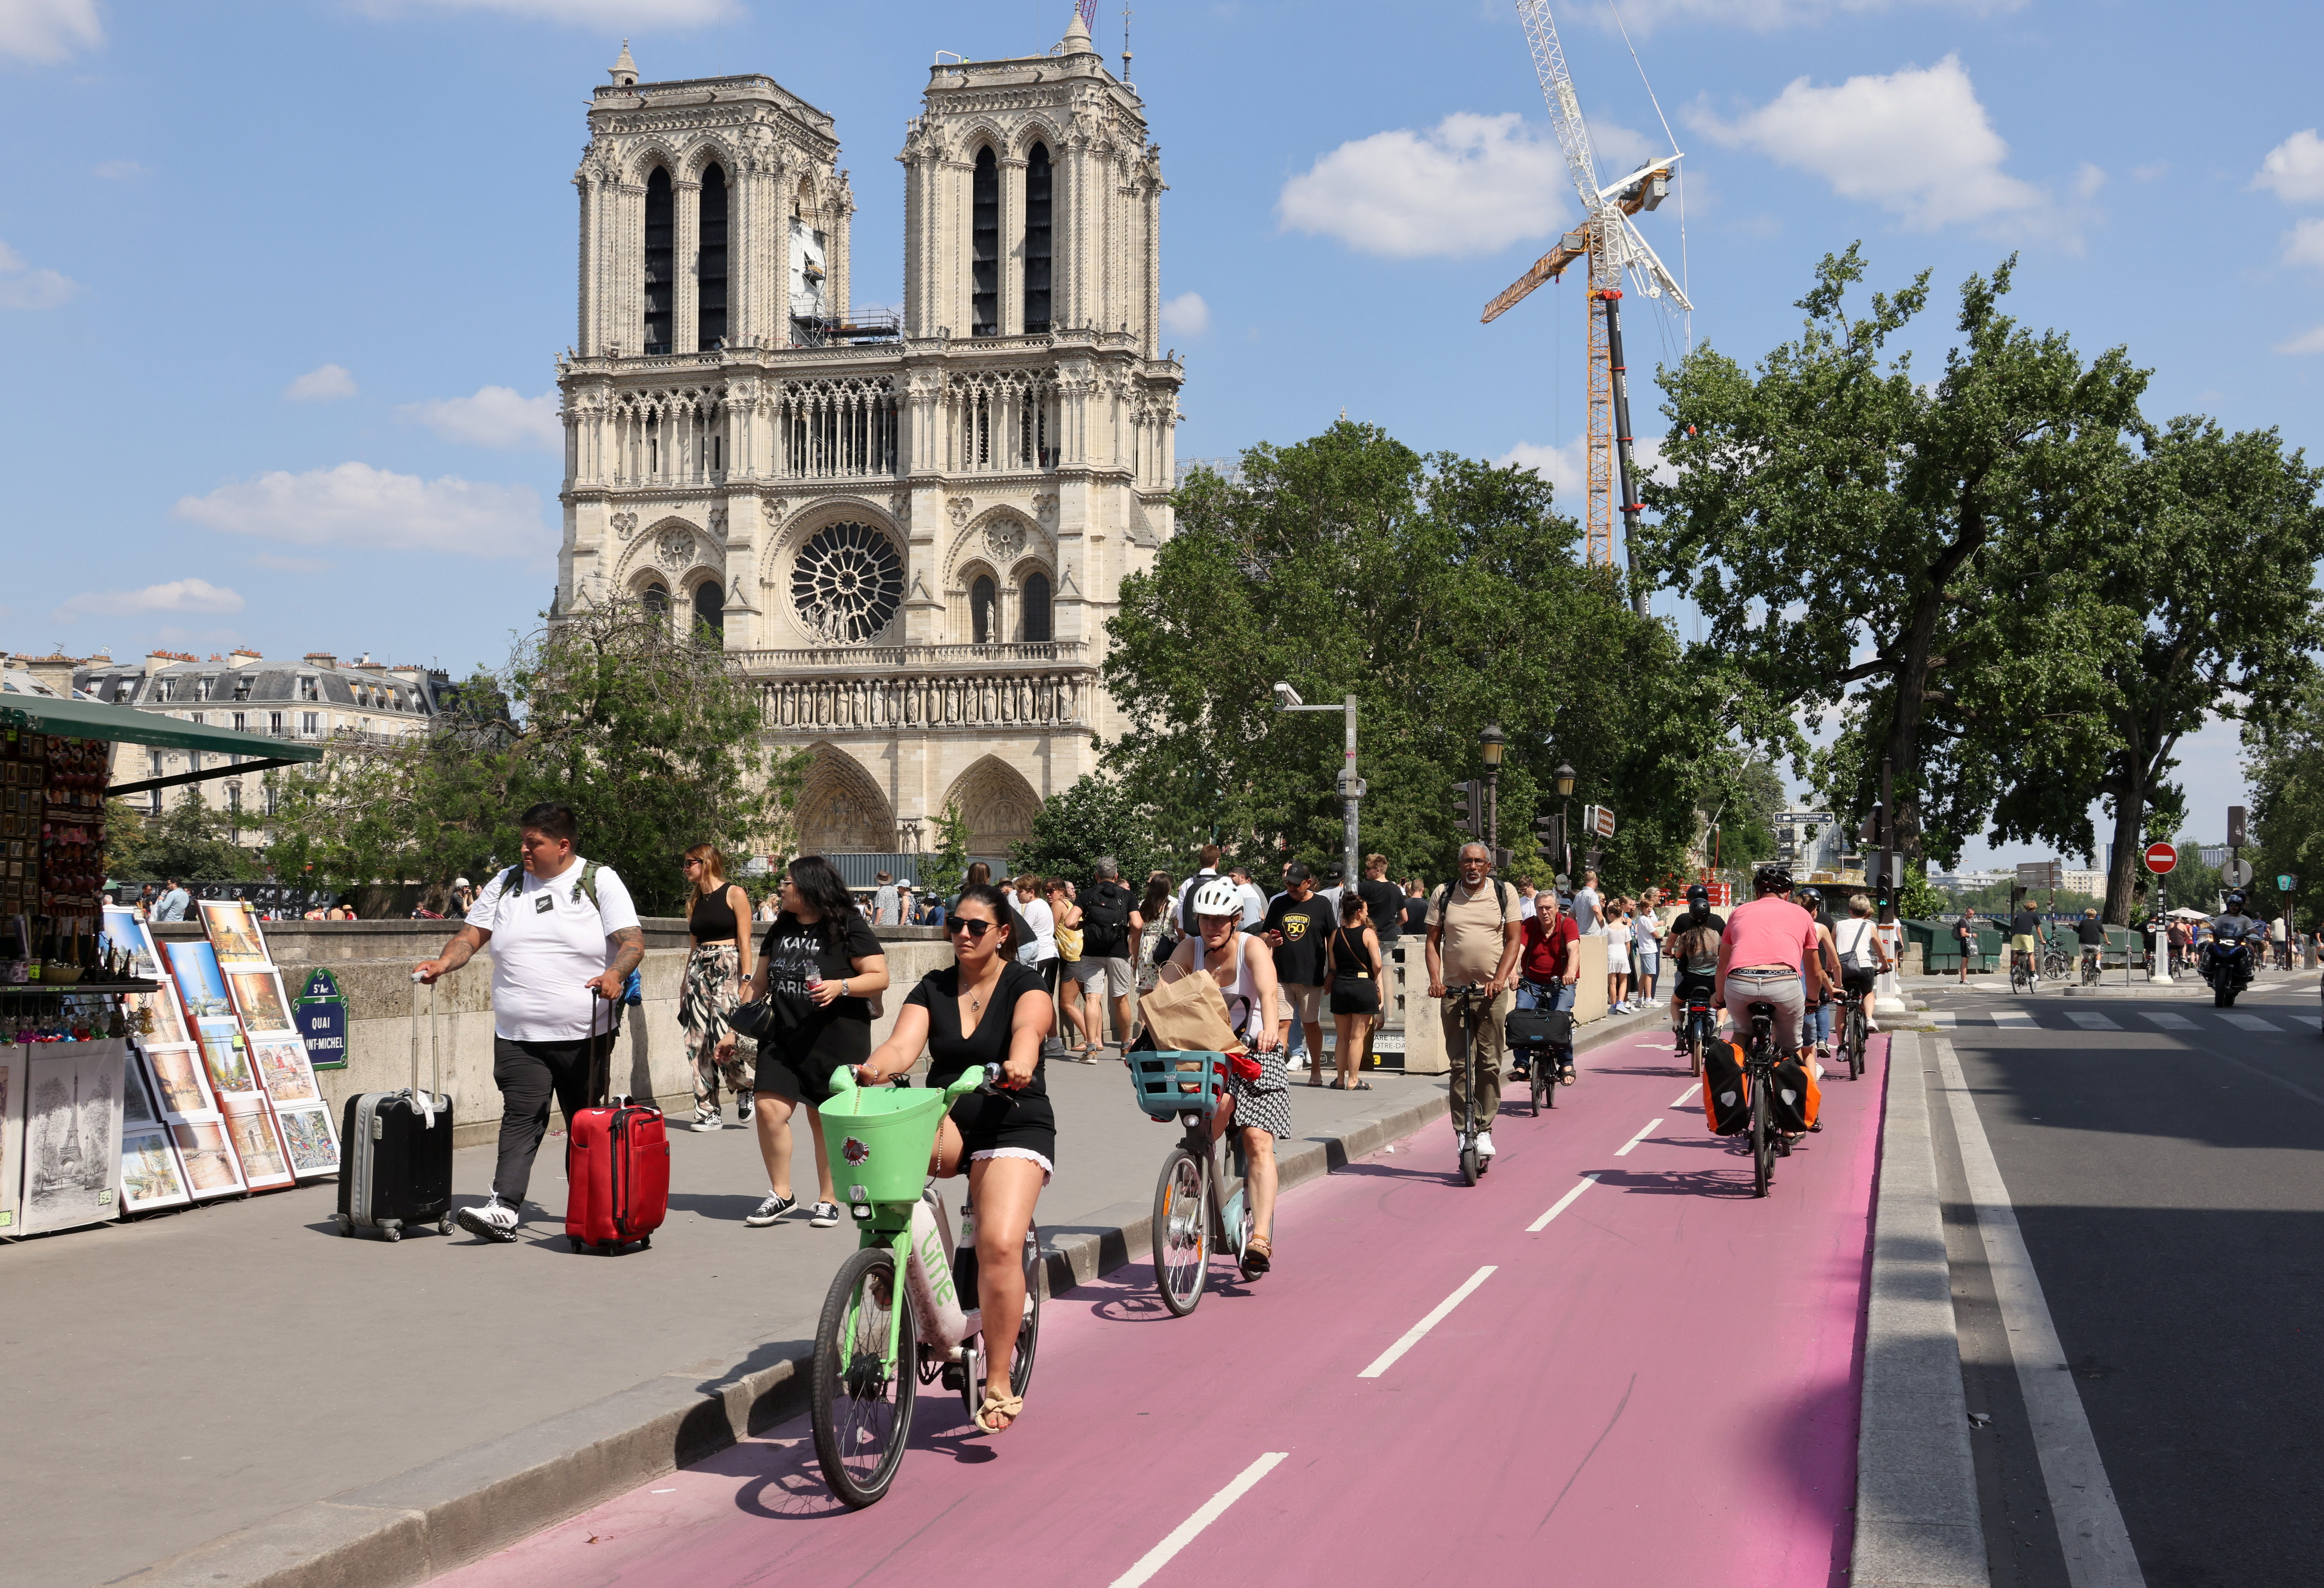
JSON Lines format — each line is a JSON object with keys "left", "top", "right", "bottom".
{"left": 196, "top": 1020, "right": 261, "bottom": 1103}
{"left": 250, "top": 1032, "right": 322, "bottom": 1107}
{"left": 121, "top": 1051, "right": 161, "bottom": 1129}
{"left": 101, "top": 904, "right": 165, "bottom": 982}
{"left": 164, "top": 940, "right": 233, "bottom": 1021}
{"left": 226, "top": 970, "right": 294, "bottom": 1033}
{"left": 274, "top": 1104, "right": 341, "bottom": 1180}
{"left": 128, "top": 982, "right": 190, "bottom": 1046}
{"left": 169, "top": 1118, "right": 247, "bottom": 1198}
{"left": 22, "top": 1041, "right": 125, "bottom": 1234}
{"left": 222, "top": 1102, "right": 293, "bottom": 1191}
{"left": 0, "top": 1046, "right": 23, "bottom": 1232}
{"left": 120, "top": 1126, "right": 192, "bottom": 1212}
{"left": 143, "top": 1044, "right": 219, "bottom": 1120}
{"left": 197, "top": 899, "right": 271, "bottom": 969}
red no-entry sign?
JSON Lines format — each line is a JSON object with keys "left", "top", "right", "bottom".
{"left": 2145, "top": 841, "right": 2179, "bottom": 874}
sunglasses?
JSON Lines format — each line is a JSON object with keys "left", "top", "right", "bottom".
{"left": 948, "top": 918, "right": 998, "bottom": 940}
{"left": 680, "top": 857, "right": 702, "bottom": 867}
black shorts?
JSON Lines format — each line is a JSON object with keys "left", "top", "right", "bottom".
{"left": 946, "top": 1090, "right": 1058, "bottom": 1165}
{"left": 753, "top": 1017, "right": 872, "bottom": 1107}
{"left": 1673, "top": 971, "right": 1717, "bottom": 1003}
{"left": 1840, "top": 966, "right": 1877, "bottom": 997}
{"left": 1328, "top": 976, "right": 1380, "bottom": 1015}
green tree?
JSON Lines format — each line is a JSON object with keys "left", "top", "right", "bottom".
{"left": 268, "top": 598, "right": 810, "bottom": 915}
{"left": 1642, "top": 246, "right": 2147, "bottom": 870}
{"left": 112, "top": 791, "right": 262, "bottom": 881}
{"left": 1104, "top": 421, "right": 1746, "bottom": 890}
{"left": 1008, "top": 773, "right": 1168, "bottom": 886}
{"left": 916, "top": 802, "right": 971, "bottom": 903}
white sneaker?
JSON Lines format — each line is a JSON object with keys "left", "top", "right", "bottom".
{"left": 1476, "top": 1131, "right": 1497, "bottom": 1158}
{"left": 1863, "top": 1017, "right": 1881, "bottom": 1033}
{"left": 744, "top": 1193, "right": 795, "bottom": 1227}
{"left": 808, "top": 1201, "right": 842, "bottom": 1228}
{"left": 691, "top": 1105, "right": 721, "bottom": 1132}
{"left": 455, "top": 1198, "right": 519, "bottom": 1243}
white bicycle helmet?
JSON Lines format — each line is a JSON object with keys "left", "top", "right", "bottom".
{"left": 1190, "top": 876, "right": 1244, "bottom": 919}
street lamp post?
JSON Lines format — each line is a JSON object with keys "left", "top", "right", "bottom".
{"left": 1274, "top": 683, "right": 1364, "bottom": 890}
{"left": 1553, "top": 760, "right": 1576, "bottom": 885}
{"left": 1479, "top": 723, "right": 1507, "bottom": 867}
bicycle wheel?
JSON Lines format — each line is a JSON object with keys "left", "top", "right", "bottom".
{"left": 811, "top": 1244, "right": 918, "bottom": 1510}
{"left": 1847, "top": 1008, "right": 1865, "bottom": 1080}
{"left": 1008, "top": 1224, "right": 1043, "bottom": 1396}
{"left": 1532, "top": 1057, "right": 1552, "bottom": 1113}
{"left": 1750, "top": 1076, "right": 1772, "bottom": 1198}
{"left": 1689, "top": 1015, "right": 1705, "bottom": 1078}
{"left": 1150, "top": 1148, "right": 1208, "bottom": 1317}
{"left": 2010, "top": 958, "right": 2029, "bottom": 994}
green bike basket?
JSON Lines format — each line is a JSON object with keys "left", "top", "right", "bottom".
{"left": 819, "top": 1081, "right": 952, "bottom": 1206}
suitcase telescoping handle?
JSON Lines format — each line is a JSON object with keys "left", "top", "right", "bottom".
{"left": 407, "top": 972, "right": 441, "bottom": 1129}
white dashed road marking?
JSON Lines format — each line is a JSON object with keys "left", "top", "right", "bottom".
{"left": 2141, "top": 1012, "right": 2196, "bottom": 1030}
{"left": 1991, "top": 1009, "right": 2036, "bottom": 1028}
{"left": 1109, "top": 1451, "right": 1291, "bottom": 1588}
{"left": 1670, "top": 1082, "right": 1701, "bottom": 1108}
{"left": 1612, "top": 1118, "right": 1663, "bottom": 1157}
{"left": 2221, "top": 1012, "right": 2280, "bottom": 1032}
{"left": 1526, "top": 1173, "right": 1601, "bottom": 1233}
{"left": 1357, "top": 1267, "right": 1497, "bottom": 1379}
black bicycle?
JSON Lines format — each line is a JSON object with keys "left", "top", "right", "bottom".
{"left": 1740, "top": 1001, "right": 1791, "bottom": 1198}
{"left": 1831, "top": 987, "right": 1868, "bottom": 1082}
{"left": 2080, "top": 945, "right": 2104, "bottom": 986}
{"left": 1679, "top": 988, "right": 1718, "bottom": 1078}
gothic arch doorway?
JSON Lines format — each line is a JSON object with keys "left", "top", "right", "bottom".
{"left": 793, "top": 743, "right": 896, "bottom": 854}
{"left": 943, "top": 756, "right": 1042, "bottom": 857}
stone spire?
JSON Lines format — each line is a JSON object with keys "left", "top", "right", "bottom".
{"left": 609, "top": 39, "right": 638, "bottom": 88}
{"left": 1060, "top": 7, "right": 1093, "bottom": 53}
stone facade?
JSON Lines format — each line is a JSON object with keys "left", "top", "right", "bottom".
{"left": 554, "top": 17, "right": 1182, "bottom": 860}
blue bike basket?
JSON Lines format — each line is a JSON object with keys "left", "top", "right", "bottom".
{"left": 1128, "top": 1051, "right": 1229, "bottom": 1120}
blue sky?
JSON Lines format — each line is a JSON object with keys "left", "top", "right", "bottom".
{"left": 4, "top": 0, "right": 2317, "bottom": 864}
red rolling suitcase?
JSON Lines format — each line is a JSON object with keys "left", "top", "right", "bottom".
{"left": 563, "top": 991, "right": 669, "bottom": 1254}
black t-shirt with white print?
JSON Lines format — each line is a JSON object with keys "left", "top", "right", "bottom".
{"left": 759, "top": 909, "right": 883, "bottom": 1068}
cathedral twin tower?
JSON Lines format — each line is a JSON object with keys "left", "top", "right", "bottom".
{"left": 555, "top": 13, "right": 1182, "bottom": 860}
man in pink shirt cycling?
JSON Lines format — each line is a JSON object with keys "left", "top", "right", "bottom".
{"left": 1716, "top": 865, "right": 1825, "bottom": 1058}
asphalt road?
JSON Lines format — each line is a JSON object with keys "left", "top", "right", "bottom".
{"left": 1917, "top": 972, "right": 2324, "bottom": 1588}
{"left": 431, "top": 1027, "right": 1890, "bottom": 1588}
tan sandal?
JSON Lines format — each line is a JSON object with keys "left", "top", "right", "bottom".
{"left": 973, "top": 1390, "right": 1023, "bottom": 1434}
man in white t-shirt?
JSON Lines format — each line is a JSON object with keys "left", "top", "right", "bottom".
{"left": 1571, "top": 871, "right": 1603, "bottom": 936}
{"left": 415, "top": 802, "right": 642, "bottom": 1243}
{"left": 1230, "top": 865, "right": 1268, "bottom": 930}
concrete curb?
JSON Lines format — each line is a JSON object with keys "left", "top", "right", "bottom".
{"left": 112, "top": 1010, "right": 1679, "bottom": 1588}
{"left": 1851, "top": 1030, "right": 1991, "bottom": 1587}
{"left": 107, "top": 1079, "right": 1466, "bottom": 1588}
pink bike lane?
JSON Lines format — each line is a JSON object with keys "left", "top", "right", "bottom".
{"left": 433, "top": 1029, "right": 1887, "bottom": 1588}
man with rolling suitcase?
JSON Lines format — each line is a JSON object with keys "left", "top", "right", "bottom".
{"left": 414, "top": 802, "right": 643, "bottom": 1243}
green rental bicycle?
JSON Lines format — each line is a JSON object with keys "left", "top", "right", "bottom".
{"left": 807, "top": 1064, "right": 1042, "bottom": 1509}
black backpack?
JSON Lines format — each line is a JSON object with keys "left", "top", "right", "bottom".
{"left": 1082, "top": 880, "right": 1132, "bottom": 957}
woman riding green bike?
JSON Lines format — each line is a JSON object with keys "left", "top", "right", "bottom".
{"left": 1151, "top": 875, "right": 1287, "bottom": 1273}
{"left": 853, "top": 881, "right": 1053, "bottom": 1435}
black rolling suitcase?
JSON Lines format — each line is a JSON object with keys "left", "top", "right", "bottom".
{"left": 336, "top": 974, "right": 456, "bottom": 1242}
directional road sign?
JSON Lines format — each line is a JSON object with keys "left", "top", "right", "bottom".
{"left": 2144, "top": 841, "right": 2178, "bottom": 874}
{"left": 2222, "top": 857, "right": 2255, "bottom": 888}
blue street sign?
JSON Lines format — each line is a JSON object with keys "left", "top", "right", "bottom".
{"left": 296, "top": 966, "right": 349, "bottom": 1070}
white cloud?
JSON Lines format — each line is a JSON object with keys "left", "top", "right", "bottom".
{"left": 2073, "top": 163, "right": 2106, "bottom": 199}
{"left": 351, "top": 0, "right": 739, "bottom": 25}
{"left": 2273, "top": 325, "right": 2324, "bottom": 356}
{"left": 55, "top": 578, "right": 245, "bottom": 621}
{"left": 0, "top": 239, "right": 77, "bottom": 310}
{"left": 1593, "top": 0, "right": 2021, "bottom": 32}
{"left": 1689, "top": 55, "right": 2048, "bottom": 232}
{"left": 173, "top": 463, "right": 550, "bottom": 559}
{"left": 1279, "top": 112, "right": 1569, "bottom": 259}
{"left": 0, "top": 0, "right": 102, "bottom": 64}
{"left": 401, "top": 385, "right": 561, "bottom": 450}
{"left": 2284, "top": 218, "right": 2324, "bottom": 271}
{"left": 1159, "top": 291, "right": 1210, "bottom": 337}
{"left": 284, "top": 363, "right": 358, "bottom": 403}
{"left": 2253, "top": 130, "right": 2324, "bottom": 205}
{"left": 1498, "top": 433, "right": 1672, "bottom": 501}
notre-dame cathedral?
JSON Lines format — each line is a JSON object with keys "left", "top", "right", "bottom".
{"left": 554, "top": 11, "right": 1182, "bottom": 858}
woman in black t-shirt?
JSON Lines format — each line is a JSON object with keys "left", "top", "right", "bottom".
{"left": 856, "top": 881, "right": 1052, "bottom": 1435}
{"left": 722, "top": 855, "right": 888, "bottom": 1230}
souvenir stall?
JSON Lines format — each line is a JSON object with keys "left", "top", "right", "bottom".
{"left": 0, "top": 693, "right": 323, "bottom": 1237}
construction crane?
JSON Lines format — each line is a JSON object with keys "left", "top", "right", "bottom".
{"left": 1484, "top": 0, "right": 1690, "bottom": 616}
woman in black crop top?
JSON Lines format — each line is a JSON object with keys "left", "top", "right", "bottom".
{"left": 679, "top": 844, "right": 755, "bottom": 1133}
{"left": 857, "top": 881, "right": 1052, "bottom": 1435}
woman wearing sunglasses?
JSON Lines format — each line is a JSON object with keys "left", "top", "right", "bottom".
{"left": 853, "top": 880, "right": 1053, "bottom": 1435}
{"left": 721, "top": 855, "right": 889, "bottom": 1230}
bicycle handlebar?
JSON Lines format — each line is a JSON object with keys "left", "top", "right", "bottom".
{"left": 825, "top": 1062, "right": 1001, "bottom": 1100}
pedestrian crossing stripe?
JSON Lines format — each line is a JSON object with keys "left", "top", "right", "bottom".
{"left": 1991, "top": 1010, "right": 2035, "bottom": 1026}
{"left": 2141, "top": 1012, "right": 2196, "bottom": 1030}
{"left": 2064, "top": 1011, "right": 2121, "bottom": 1030}
{"left": 2220, "top": 1012, "right": 2280, "bottom": 1031}
{"left": 1924, "top": 1010, "right": 1956, "bottom": 1026}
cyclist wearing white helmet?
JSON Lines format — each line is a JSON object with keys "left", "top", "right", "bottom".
{"left": 1152, "top": 873, "right": 1288, "bottom": 1273}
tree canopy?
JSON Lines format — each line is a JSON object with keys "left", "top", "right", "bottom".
{"left": 266, "top": 598, "right": 808, "bottom": 916}
{"left": 1102, "top": 419, "right": 1747, "bottom": 888}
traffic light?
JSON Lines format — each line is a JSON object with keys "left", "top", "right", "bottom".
{"left": 1451, "top": 780, "right": 1478, "bottom": 838}
{"left": 1534, "top": 811, "right": 1559, "bottom": 864}
{"left": 1859, "top": 801, "right": 1886, "bottom": 848}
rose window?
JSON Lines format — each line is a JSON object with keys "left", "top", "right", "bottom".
{"left": 791, "top": 522, "right": 904, "bottom": 644}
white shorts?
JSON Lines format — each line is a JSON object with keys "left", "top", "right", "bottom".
{"left": 970, "top": 1145, "right": 1053, "bottom": 1184}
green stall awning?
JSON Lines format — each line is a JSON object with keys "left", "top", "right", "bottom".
{"left": 0, "top": 693, "right": 325, "bottom": 797}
